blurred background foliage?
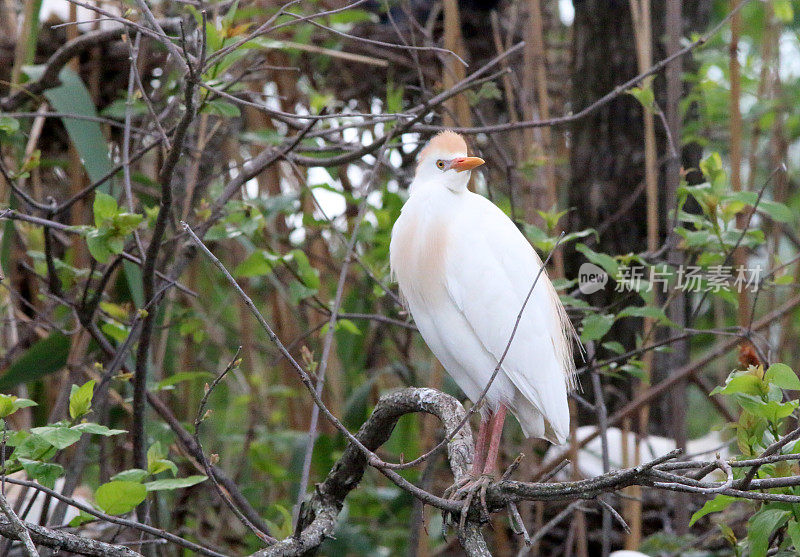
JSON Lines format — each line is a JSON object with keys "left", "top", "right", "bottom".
{"left": 1, "top": 0, "right": 800, "bottom": 555}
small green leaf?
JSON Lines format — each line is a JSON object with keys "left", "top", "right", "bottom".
{"left": 575, "top": 244, "right": 619, "bottom": 277}
{"left": 113, "top": 212, "right": 144, "bottom": 233}
{"left": 764, "top": 363, "right": 800, "bottom": 390}
{"left": 234, "top": 250, "right": 279, "bottom": 277}
{"left": 69, "top": 380, "right": 96, "bottom": 419}
{"left": 147, "top": 441, "right": 178, "bottom": 476}
{"left": 93, "top": 192, "right": 118, "bottom": 226}
{"left": 288, "top": 281, "right": 316, "bottom": 305}
{"left": 580, "top": 314, "right": 615, "bottom": 342}
{"left": 774, "top": 0, "right": 794, "bottom": 23}
{"left": 19, "top": 459, "right": 64, "bottom": 490}
{"left": 111, "top": 469, "right": 148, "bottom": 483}
{"left": 86, "top": 229, "right": 113, "bottom": 263}
{"left": 602, "top": 341, "right": 626, "bottom": 354}
{"left": 710, "top": 372, "right": 764, "bottom": 397}
{"left": 0, "top": 332, "right": 70, "bottom": 391}
{"left": 758, "top": 200, "right": 793, "bottom": 223}
{"left": 144, "top": 475, "right": 207, "bottom": 491}
{"left": 627, "top": 85, "right": 654, "bottom": 110}
{"left": 30, "top": 426, "right": 82, "bottom": 450}
{"left": 203, "top": 99, "right": 241, "bottom": 118}
{"left": 748, "top": 508, "right": 791, "bottom": 557}
{"left": 616, "top": 305, "right": 678, "bottom": 328}
{"left": 155, "top": 372, "right": 214, "bottom": 390}
{"left": 689, "top": 494, "right": 736, "bottom": 526}
{"left": 788, "top": 519, "right": 800, "bottom": 551}
{"left": 700, "top": 152, "right": 726, "bottom": 189}
{"left": 336, "top": 319, "right": 361, "bottom": 336}
{"left": 71, "top": 423, "right": 126, "bottom": 436}
{"left": 11, "top": 433, "right": 57, "bottom": 462}
{"left": 148, "top": 458, "right": 178, "bottom": 476}
{"left": 0, "top": 394, "right": 37, "bottom": 418}
{"left": 290, "top": 249, "right": 320, "bottom": 289}
{"left": 68, "top": 511, "right": 95, "bottom": 527}
{"left": 0, "top": 115, "right": 20, "bottom": 135}
{"left": 95, "top": 481, "right": 147, "bottom": 515}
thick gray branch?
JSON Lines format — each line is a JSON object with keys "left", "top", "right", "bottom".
{"left": 253, "top": 387, "right": 478, "bottom": 557}
{"left": 0, "top": 517, "right": 142, "bottom": 557}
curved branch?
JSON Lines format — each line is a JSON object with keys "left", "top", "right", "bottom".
{"left": 252, "top": 387, "right": 477, "bottom": 557}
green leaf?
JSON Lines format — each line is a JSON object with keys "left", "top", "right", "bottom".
{"left": 234, "top": 250, "right": 280, "bottom": 277}
{"left": 328, "top": 8, "right": 373, "bottom": 25}
{"left": 19, "top": 459, "right": 64, "bottom": 490}
{"left": 0, "top": 332, "right": 70, "bottom": 390}
{"left": 758, "top": 200, "right": 793, "bottom": 223}
{"left": 144, "top": 475, "right": 207, "bottom": 491}
{"left": 111, "top": 469, "right": 148, "bottom": 483}
{"left": 23, "top": 66, "right": 113, "bottom": 186}
{"left": 30, "top": 426, "right": 82, "bottom": 450}
{"left": 240, "top": 129, "right": 284, "bottom": 146}
{"left": 774, "top": 0, "right": 794, "bottom": 23}
{"left": 0, "top": 395, "right": 37, "bottom": 418}
{"left": 68, "top": 511, "right": 95, "bottom": 528}
{"left": 69, "top": 380, "right": 96, "bottom": 419}
{"left": 203, "top": 99, "right": 241, "bottom": 118}
{"left": 575, "top": 244, "right": 619, "bottom": 277}
{"left": 290, "top": 249, "right": 320, "bottom": 289}
{"left": 788, "top": 519, "right": 800, "bottom": 551}
{"left": 86, "top": 229, "right": 113, "bottom": 263}
{"left": 93, "top": 192, "right": 118, "bottom": 226}
{"left": 0, "top": 115, "right": 20, "bottom": 135}
{"left": 739, "top": 397, "right": 798, "bottom": 422}
{"left": 602, "top": 341, "right": 626, "bottom": 354}
{"left": 710, "top": 372, "right": 764, "bottom": 397}
{"left": 627, "top": 85, "right": 654, "bottom": 110}
{"left": 748, "top": 507, "right": 791, "bottom": 557}
{"left": 11, "top": 433, "right": 57, "bottom": 462}
{"left": 288, "top": 281, "right": 316, "bottom": 305}
{"left": 148, "top": 458, "right": 178, "bottom": 476}
{"left": 147, "top": 441, "right": 178, "bottom": 476}
{"left": 616, "top": 305, "right": 678, "bottom": 328}
{"left": 689, "top": 494, "right": 736, "bottom": 526}
{"left": 113, "top": 212, "right": 144, "bottom": 234}
{"left": 95, "top": 481, "right": 147, "bottom": 515}
{"left": 580, "top": 314, "right": 615, "bottom": 342}
{"left": 700, "top": 152, "right": 726, "bottom": 190}
{"left": 71, "top": 423, "right": 126, "bottom": 436}
{"left": 764, "top": 363, "right": 800, "bottom": 390}
{"left": 155, "top": 372, "right": 214, "bottom": 390}
{"left": 336, "top": 319, "right": 361, "bottom": 336}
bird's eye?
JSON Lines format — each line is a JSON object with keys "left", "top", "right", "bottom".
{"left": 436, "top": 160, "right": 446, "bottom": 170}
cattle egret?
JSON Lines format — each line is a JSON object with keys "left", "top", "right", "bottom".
{"left": 390, "top": 131, "right": 577, "bottom": 482}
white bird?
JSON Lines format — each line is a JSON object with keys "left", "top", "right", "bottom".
{"left": 390, "top": 131, "right": 577, "bottom": 477}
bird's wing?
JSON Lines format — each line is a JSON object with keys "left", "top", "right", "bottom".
{"left": 444, "top": 194, "right": 576, "bottom": 440}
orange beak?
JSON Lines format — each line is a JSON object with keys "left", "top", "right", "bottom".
{"left": 448, "top": 156, "right": 485, "bottom": 172}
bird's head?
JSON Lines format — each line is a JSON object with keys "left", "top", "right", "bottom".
{"left": 413, "top": 131, "right": 484, "bottom": 193}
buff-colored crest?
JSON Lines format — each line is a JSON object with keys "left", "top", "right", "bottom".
{"left": 418, "top": 130, "right": 468, "bottom": 163}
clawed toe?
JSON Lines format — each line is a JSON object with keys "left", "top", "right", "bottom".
{"left": 443, "top": 474, "right": 494, "bottom": 532}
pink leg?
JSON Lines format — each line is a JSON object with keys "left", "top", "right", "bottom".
{"left": 482, "top": 405, "right": 507, "bottom": 475}
{"left": 471, "top": 414, "right": 491, "bottom": 475}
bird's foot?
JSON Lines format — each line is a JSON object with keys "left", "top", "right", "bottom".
{"left": 444, "top": 474, "right": 494, "bottom": 532}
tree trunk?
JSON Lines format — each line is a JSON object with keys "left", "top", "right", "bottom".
{"left": 567, "top": 0, "right": 711, "bottom": 420}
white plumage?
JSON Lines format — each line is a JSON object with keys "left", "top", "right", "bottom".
{"left": 390, "top": 131, "right": 576, "bottom": 452}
